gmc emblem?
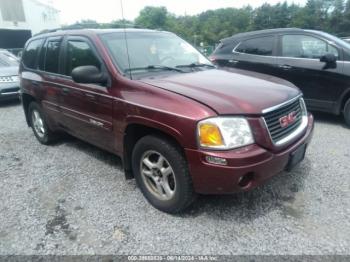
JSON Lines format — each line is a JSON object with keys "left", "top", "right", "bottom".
{"left": 279, "top": 111, "right": 297, "bottom": 128}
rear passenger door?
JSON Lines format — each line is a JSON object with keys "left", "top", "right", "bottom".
{"left": 231, "top": 35, "right": 278, "bottom": 75}
{"left": 58, "top": 36, "right": 115, "bottom": 152}
{"left": 38, "top": 37, "right": 64, "bottom": 124}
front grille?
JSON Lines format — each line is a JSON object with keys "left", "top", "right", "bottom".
{"left": 263, "top": 98, "right": 305, "bottom": 144}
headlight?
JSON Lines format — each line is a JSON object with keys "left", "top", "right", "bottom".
{"left": 197, "top": 117, "right": 254, "bottom": 150}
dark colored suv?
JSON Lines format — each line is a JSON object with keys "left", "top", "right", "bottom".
{"left": 210, "top": 28, "right": 350, "bottom": 126}
{"left": 20, "top": 29, "right": 314, "bottom": 213}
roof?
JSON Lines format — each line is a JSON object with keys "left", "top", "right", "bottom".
{"left": 31, "top": 28, "right": 167, "bottom": 39}
{"left": 221, "top": 28, "right": 305, "bottom": 42}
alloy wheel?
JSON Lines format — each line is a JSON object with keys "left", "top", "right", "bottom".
{"left": 140, "top": 150, "right": 176, "bottom": 201}
{"left": 31, "top": 109, "right": 46, "bottom": 138}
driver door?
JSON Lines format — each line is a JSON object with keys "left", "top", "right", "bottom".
{"left": 58, "top": 36, "right": 115, "bottom": 152}
{"left": 276, "top": 34, "right": 345, "bottom": 112}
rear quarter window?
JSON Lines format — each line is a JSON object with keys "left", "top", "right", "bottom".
{"left": 22, "top": 39, "right": 44, "bottom": 69}
{"left": 235, "top": 36, "right": 274, "bottom": 56}
{"left": 213, "top": 41, "right": 238, "bottom": 55}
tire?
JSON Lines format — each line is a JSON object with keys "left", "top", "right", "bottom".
{"left": 28, "top": 102, "right": 57, "bottom": 145}
{"left": 132, "top": 135, "right": 196, "bottom": 214}
{"left": 344, "top": 99, "right": 350, "bottom": 127}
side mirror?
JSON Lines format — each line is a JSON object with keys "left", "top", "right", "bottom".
{"left": 71, "top": 65, "right": 108, "bottom": 85}
{"left": 320, "top": 53, "right": 337, "bottom": 69}
{"left": 320, "top": 53, "right": 337, "bottom": 63}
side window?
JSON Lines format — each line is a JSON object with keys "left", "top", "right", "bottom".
{"left": 44, "top": 41, "right": 61, "bottom": 73}
{"left": 235, "top": 36, "right": 274, "bottom": 56}
{"left": 65, "top": 40, "right": 101, "bottom": 76}
{"left": 214, "top": 41, "right": 237, "bottom": 55}
{"left": 22, "top": 39, "right": 44, "bottom": 69}
{"left": 281, "top": 35, "right": 339, "bottom": 59}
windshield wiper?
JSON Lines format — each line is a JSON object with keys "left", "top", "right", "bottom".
{"left": 125, "top": 65, "right": 185, "bottom": 73}
{"left": 175, "top": 63, "right": 216, "bottom": 69}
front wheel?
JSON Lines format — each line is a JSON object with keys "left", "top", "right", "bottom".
{"left": 132, "top": 135, "right": 196, "bottom": 214}
{"left": 344, "top": 99, "right": 350, "bottom": 127}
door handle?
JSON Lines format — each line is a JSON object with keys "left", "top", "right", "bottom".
{"left": 279, "top": 64, "right": 292, "bottom": 70}
{"left": 84, "top": 93, "right": 96, "bottom": 100}
{"left": 228, "top": 59, "right": 238, "bottom": 65}
{"left": 62, "top": 87, "right": 70, "bottom": 94}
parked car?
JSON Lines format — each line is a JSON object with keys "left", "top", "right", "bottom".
{"left": 0, "top": 49, "right": 20, "bottom": 101}
{"left": 210, "top": 28, "right": 350, "bottom": 126}
{"left": 20, "top": 29, "right": 314, "bottom": 213}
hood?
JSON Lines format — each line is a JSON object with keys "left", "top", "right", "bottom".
{"left": 140, "top": 69, "right": 300, "bottom": 115}
{"left": 0, "top": 66, "right": 19, "bottom": 77}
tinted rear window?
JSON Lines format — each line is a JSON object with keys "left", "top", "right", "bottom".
{"left": 235, "top": 36, "right": 274, "bottom": 56}
{"left": 213, "top": 41, "right": 237, "bottom": 55}
{"left": 22, "top": 39, "right": 44, "bottom": 69}
{"left": 44, "top": 41, "right": 61, "bottom": 73}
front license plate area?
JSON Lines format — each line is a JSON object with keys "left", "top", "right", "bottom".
{"left": 285, "top": 144, "right": 306, "bottom": 171}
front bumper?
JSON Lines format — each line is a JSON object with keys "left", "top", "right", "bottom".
{"left": 185, "top": 114, "right": 314, "bottom": 194}
{"left": 0, "top": 83, "right": 20, "bottom": 101}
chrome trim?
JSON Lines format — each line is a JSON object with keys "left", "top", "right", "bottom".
{"left": 232, "top": 42, "right": 241, "bottom": 53}
{"left": 232, "top": 41, "right": 277, "bottom": 58}
{"left": 1, "top": 91, "right": 20, "bottom": 96}
{"left": 232, "top": 35, "right": 341, "bottom": 61}
{"left": 274, "top": 115, "right": 308, "bottom": 146}
{"left": 263, "top": 97, "right": 308, "bottom": 147}
{"left": 262, "top": 94, "right": 302, "bottom": 114}
{"left": 89, "top": 119, "right": 104, "bottom": 127}
{"left": 278, "top": 56, "right": 340, "bottom": 61}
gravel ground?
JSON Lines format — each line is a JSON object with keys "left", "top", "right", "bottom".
{"left": 0, "top": 100, "right": 349, "bottom": 256}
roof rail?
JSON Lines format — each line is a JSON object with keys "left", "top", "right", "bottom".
{"left": 229, "top": 27, "right": 302, "bottom": 38}
{"left": 34, "top": 27, "right": 89, "bottom": 37}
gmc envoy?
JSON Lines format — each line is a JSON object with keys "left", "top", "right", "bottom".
{"left": 20, "top": 29, "right": 314, "bottom": 213}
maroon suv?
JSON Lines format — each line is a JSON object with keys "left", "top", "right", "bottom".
{"left": 19, "top": 29, "right": 314, "bottom": 213}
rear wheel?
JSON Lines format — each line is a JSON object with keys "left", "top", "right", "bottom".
{"left": 132, "top": 135, "right": 196, "bottom": 213}
{"left": 344, "top": 99, "right": 350, "bottom": 127}
{"left": 28, "top": 102, "right": 57, "bottom": 144}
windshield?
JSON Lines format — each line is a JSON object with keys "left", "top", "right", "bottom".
{"left": 0, "top": 52, "right": 19, "bottom": 68}
{"left": 100, "top": 31, "right": 212, "bottom": 76}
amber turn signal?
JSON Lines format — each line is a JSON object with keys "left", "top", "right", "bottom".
{"left": 198, "top": 123, "right": 224, "bottom": 147}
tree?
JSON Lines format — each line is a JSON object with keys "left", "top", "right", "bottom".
{"left": 63, "top": 1, "right": 350, "bottom": 46}
{"left": 135, "top": 6, "right": 168, "bottom": 29}
{"left": 329, "top": 0, "right": 345, "bottom": 33}
{"left": 342, "top": 0, "right": 350, "bottom": 35}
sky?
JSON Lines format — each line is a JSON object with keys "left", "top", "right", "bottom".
{"left": 47, "top": 0, "right": 307, "bottom": 25}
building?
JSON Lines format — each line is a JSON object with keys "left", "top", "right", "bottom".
{"left": 0, "top": 0, "right": 60, "bottom": 35}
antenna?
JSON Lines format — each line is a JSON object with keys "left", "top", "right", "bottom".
{"left": 120, "top": 0, "right": 132, "bottom": 79}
